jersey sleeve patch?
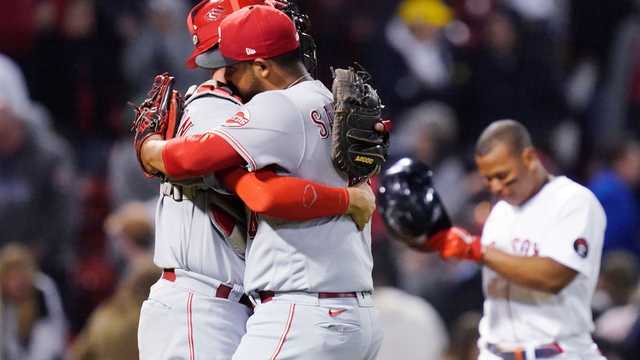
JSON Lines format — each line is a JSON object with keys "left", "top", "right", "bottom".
{"left": 573, "top": 238, "right": 589, "bottom": 258}
{"left": 223, "top": 110, "right": 251, "bottom": 128}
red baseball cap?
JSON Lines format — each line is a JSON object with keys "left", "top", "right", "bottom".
{"left": 185, "top": 0, "right": 265, "bottom": 69}
{"left": 201, "top": 5, "right": 300, "bottom": 68}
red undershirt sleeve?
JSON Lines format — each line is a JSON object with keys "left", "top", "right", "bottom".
{"left": 162, "top": 133, "right": 245, "bottom": 179}
{"left": 219, "top": 168, "right": 349, "bottom": 220}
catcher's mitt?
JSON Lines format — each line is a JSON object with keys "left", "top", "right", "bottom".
{"left": 331, "top": 66, "right": 389, "bottom": 185}
{"left": 130, "top": 72, "right": 183, "bottom": 176}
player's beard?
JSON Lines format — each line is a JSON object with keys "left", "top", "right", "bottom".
{"left": 238, "top": 71, "right": 263, "bottom": 102}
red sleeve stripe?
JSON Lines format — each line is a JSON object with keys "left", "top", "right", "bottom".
{"left": 269, "top": 304, "right": 296, "bottom": 360}
{"left": 213, "top": 129, "right": 257, "bottom": 171}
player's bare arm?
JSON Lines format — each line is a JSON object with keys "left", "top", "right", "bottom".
{"left": 140, "top": 134, "right": 166, "bottom": 174}
{"left": 482, "top": 247, "right": 578, "bottom": 294}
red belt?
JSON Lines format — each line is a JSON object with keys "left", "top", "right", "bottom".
{"left": 258, "top": 291, "right": 358, "bottom": 304}
{"left": 162, "top": 269, "right": 253, "bottom": 310}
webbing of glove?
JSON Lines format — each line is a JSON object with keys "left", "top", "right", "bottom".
{"left": 331, "top": 67, "right": 387, "bottom": 185}
{"left": 130, "top": 73, "right": 175, "bottom": 176}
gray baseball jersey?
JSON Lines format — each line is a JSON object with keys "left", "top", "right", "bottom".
{"left": 213, "top": 80, "right": 374, "bottom": 294}
{"left": 140, "top": 82, "right": 251, "bottom": 360}
{"left": 153, "top": 81, "right": 245, "bottom": 284}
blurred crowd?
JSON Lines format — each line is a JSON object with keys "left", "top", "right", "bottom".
{"left": 1, "top": 0, "right": 640, "bottom": 359}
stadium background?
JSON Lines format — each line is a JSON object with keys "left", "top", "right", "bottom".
{"left": 0, "top": 0, "right": 639, "bottom": 359}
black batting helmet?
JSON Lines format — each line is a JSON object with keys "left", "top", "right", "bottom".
{"left": 377, "top": 157, "right": 451, "bottom": 240}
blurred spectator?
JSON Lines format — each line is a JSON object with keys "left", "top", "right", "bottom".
{"left": 372, "top": 240, "right": 448, "bottom": 360}
{"left": 122, "top": 0, "right": 208, "bottom": 96}
{"left": 304, "top": 0, "right": 397, "bottom": 84}
{"left": 107, "top": 133, "right": 160, "bottom": 208}
{"left": 589, "top": 139, "right": 640, "bottom": 258}
{"left": 375, "top": 0, "right": 456, "bottom": 116}
{"left": 104, "top": 201, "right": 154, "bottom": 278}
{"left": 503, "top": 0, "right": 565, "bottom": 24}
{"left": 0, "top": 53, "right": 77, "bottom": 281}
{"left": 443, "top": 311, "right": 481, "bottom": 360}
{"left": 595, "top": 251, "right": 640, "bottom": 312}
{"left": 68, "top": 257, "right": 159, "bottom": 360}
{"left": 0, "top": 243, "right": 67, "bottom": 360}
{"left": 29, "top": 0, "right": 126, "bottom": 171}
{"left": 374, "top": 286, "right": 449, "bottom": 360}
{"left": 594, "top": 3, "right": 640, "bottom": 144}
{"left": 594, "top": 251, "right": 640, "bottom": 359}
{"left": 391, "top": 101, "right": 470, "bottom": 221}
{"left": 458, "top": 6, "right": 566, "bottom": 145}
{"left": 66, "top": 177, "right": 116, "bottom": 333}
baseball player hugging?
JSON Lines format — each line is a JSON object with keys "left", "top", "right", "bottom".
{"left": 132, "top": 1, "right": 385, "bottom": 360}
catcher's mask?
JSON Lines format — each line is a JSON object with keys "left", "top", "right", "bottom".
{"left": 377, "top": 157, "right": 451, "bottom": 239}
{"left": 279, "top": 1, "right": 318, "bottom": 77}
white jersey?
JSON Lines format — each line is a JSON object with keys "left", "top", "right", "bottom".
{"left": 153, "top": 81, "right": 245, "bottom": 285}
{"left": 213, "top": 80, "right": 374, "bottom": 293}
{"left": 479, "top": 176, "right": 606, "bottom": 348}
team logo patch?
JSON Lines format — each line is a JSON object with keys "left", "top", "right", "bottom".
{"left": 573, "top": 238, "right": 589, "bottom": 258}
{"left": 224, "top": 110, "right": 250, "bottom": 127}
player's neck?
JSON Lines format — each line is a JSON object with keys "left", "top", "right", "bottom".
{"left": 267, "top": 62, "right": 311, "bottom": 90}
{"left": 520, "top": 166, "right": 551, "bottom": 206}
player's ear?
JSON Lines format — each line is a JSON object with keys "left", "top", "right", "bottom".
{"left": 252, "top": 59, "right": 269, "bottom": 79}
{"left": 522, "top": 147, "right": 537, "bottom": 170}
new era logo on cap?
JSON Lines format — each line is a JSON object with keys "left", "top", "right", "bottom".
{"left": 219, "top": 5, "right": 299, "bottom": 62}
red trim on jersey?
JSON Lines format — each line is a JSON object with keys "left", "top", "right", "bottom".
{"left": 162, "top": 133, "right": 245, "bottom": 179}
{"left": 270, "top": 304, "right": 296, "bottom": 360}
{"left": 219, "top": 168, "right": 349, "bottom": 220}
{"left": 187, "top": 292, "right": 195, "bottom": 360}
{"left": 212, "top": 129, "right": 258, "bottom": 171}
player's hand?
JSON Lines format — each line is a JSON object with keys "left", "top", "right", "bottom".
{"left": 140, "top": 134, "right": 166, "bottom": 175}
{"left": 432, "top": 227, "right": 483, "bottom": 262}
{"left": 346, "top": 182, "right": 376, "bottom": 231}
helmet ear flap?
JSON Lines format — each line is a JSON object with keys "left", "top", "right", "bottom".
{"left": 377, "top": 157, "right": 452, "bottom": 241}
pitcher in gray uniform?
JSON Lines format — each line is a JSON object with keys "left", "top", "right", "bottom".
{"left": 221, "top": 9, "right": 382, "bottom": 358}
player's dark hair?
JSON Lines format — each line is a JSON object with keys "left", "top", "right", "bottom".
{"left": 475, "top": 119, "right": 533, "bottom": 156}
{"left": 270, "top": 49, "right": 303, "bottom": 68}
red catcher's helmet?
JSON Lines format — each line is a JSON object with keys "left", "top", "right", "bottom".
{"left": 185, "top": 0, "right": 265, "bottom": 69}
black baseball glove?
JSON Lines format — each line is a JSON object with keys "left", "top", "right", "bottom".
{"left": 331, "top": 66, "right": 389, "bottom": 185}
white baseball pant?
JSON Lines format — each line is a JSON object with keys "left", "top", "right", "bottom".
{"left": 232, "top": 291, "right": 383, "bottom": 360}
{"left": 138, "top": 269, "right": 251, "bottom": 360}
